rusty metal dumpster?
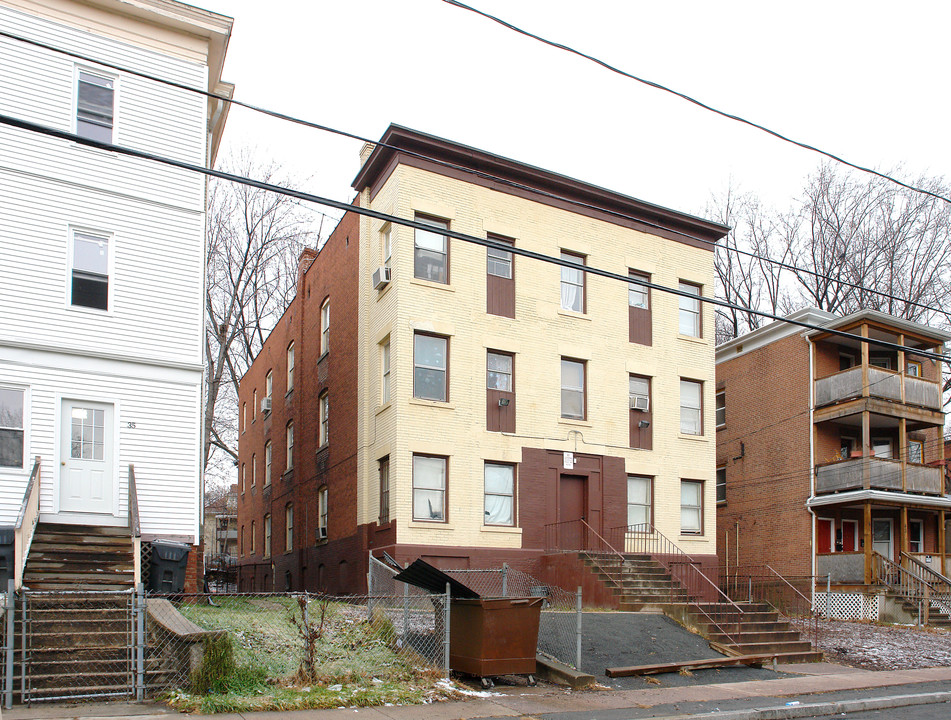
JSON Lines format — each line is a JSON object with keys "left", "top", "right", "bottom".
{"left": 393, "top": 558, "right": 544, "bottom": 685}
{"left": 449, "top": 596, "right": 543, "bottom": 679}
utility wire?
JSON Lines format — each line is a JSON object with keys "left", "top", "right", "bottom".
{"left": 2, "top": 111, "right": 949, "bottom": 366}
{"left": 440, "top": 0, "right": 951, "bottom": 206}
{"left": 0, "top": 29, "right": 947, "bottom": 320}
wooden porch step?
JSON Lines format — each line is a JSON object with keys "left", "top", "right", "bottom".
{"left": 606, "top": 651, "right": 822, "bottom": 677}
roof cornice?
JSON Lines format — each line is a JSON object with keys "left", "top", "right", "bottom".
{"left": 353, "top": 124, "right": 729, "bottom": 248}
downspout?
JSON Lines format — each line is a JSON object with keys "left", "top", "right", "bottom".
{"left": 806, "top": 336, "right": 818, "bottom": 609}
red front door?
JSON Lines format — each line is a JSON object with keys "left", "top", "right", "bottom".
{"left": 558, "top": 474, "right": 586, "bottom": 550}
{"left": 817, "top": 518, "right": 833, "bottom": 554}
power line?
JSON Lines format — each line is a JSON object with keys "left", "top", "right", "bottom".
{"left": 3, "top": 111, "right": 949, "bottom": 366}
{"left": 0, "top": 29, "right": 947, "bottom": 320}
{"left": 440, "top": 0, "right": 951, "bottom": 207}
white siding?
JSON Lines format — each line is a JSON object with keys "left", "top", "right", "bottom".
{"left": 0, "top": 349, "right": 201, "bottom": 541}
{"left": 0, "top": 4, "right": 215, "bottom": 541}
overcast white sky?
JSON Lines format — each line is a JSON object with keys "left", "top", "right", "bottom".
{"left": 200, "top": 0, "right": 951, "bottom": 226}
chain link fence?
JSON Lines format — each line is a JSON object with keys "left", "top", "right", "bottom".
{"left": 368, "top": 556, "right": 582, "bottom": 670}
{"left": 145, "top": 591, "right": 447, "bottom": 696}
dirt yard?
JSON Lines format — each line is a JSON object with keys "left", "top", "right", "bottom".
{"left": 793, "top": 618, "right": 951, "bottom": 671}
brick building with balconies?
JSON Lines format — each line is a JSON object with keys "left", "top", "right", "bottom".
{"left": 716, "top": 307, "right": 950, "bottom": 620}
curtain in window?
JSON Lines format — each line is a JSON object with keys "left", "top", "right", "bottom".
{"left": 484, "top": 464, "right": 513, "bottom": 525}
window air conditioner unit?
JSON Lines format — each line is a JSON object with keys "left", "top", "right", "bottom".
{"left": 317, "top": 526, "right": 327, "bottom": 540}
{"left": 372, "top": 266, "right": 391, "bottom": 290}
{"left": 260, "top": 397, "right": 272, "bottom": 414}
{"left": 630, "top": 396, "right": 650, "bottom": 412}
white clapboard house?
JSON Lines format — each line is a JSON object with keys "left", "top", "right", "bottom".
{"left": 0, "top": 0, "right": 232, "bottom": 592}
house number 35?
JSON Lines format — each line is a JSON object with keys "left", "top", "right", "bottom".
{"left": 127, "top": 422, "right": 136, "bottom": 429}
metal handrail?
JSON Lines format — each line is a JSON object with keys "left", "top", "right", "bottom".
{"left": 612, "top": 523, "right": 744, "bottom": 612}
{"left": 14, "top": 457, "right": 41, "bottom": 591}
{"left": 128, "top": 464, "right": 140, "bottom": 538}
{"left": 765, "top": 564, "right": 813, "bottom": 607}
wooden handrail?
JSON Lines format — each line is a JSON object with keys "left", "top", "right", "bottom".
{"left": 14, "top": 457, "right": 41, "bottom": 591}
{"left": 901, "top": 552, "right": 951, "bottom": 592}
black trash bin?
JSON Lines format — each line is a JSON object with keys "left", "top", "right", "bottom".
{"left": 0, "top": 527, "right": 14, "bottom": 589}
{"left": 148, "top": 540, "right": 191, "bottom": 593}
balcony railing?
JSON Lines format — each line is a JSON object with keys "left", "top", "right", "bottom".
{"left": 814, "top": 366, "right": 940, "bottom": 410}
{"left": 816, "top": 457, "right": 942, "bottom": 495}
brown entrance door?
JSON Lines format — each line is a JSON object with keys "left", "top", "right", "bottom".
{"left": 558, "top": 474, "right": 586, "bottom": 550}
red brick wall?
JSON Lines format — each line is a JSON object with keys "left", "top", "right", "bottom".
{"left": 716, "top": 333, "right": 813, "bottom": 576}
{"left": 237, "top": 206, "right": 362, "bottom": 594}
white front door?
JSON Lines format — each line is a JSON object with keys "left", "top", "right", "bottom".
{"left": 60, "top": 400, "right": 114, "bottom": 514}
{"left": 872, "top": 518, "right": 893, "bottom": 561}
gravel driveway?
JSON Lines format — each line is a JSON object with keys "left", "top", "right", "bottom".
{"left": 580, "top": 612, "right": 790, "bottom": 689}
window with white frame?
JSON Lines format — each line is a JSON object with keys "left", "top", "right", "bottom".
{"left": 76, "top": 70, "right": 114, "bottom": 143}
{"left": 414, "top": 214, "right": 449, "bottom": 283}
{"left": 250, "top": 520, "right": 256, "bottom": 554}
{"left": 0, "top": 388, "right": 25, "bottom": 469}
{"left": 379, "top": 456, "right": 390, "bottom": 524}
{"left": 264, "top": 441, "right": 272, "bottom": 486}
{"left": 909, "top": 519, "right": 924, "bottom": 553}
{"left": 627, "top": 475, "right": 651, "bottom": 527}
{"left": 487, "top": 352, "right": 513, "bottom": 391}
{"left": 628, "top": 271, "right": 649, "bottom": 309}
{"left": 629, "top": 376, "right": 649, "bottom": 412}
{"left": 287, "top": 342, "right": 295, "bottom": 392}
{"left": 251, "top": 453, "right": 256, "bottom": 486}
{"left": 487, "top": 238, "right": 513, "bottom": 278}
{"left": 716, "top": 466, "right": 726, "bottom": 504}
{"left": 241, "top": 463, "right": 246, "bottom": 492}
{"left": 678, "top": 282, "right": 701, "bottom": 337}
{"left": 560, "top": 251, "right": 585, "bottom": 312}
{"left": 70, "top": 230, "right": 110, "bottom": 310}
{"left": 319, "top": 392, "right": 329, "bottom": 447}
{"left": 263, "top": 514, "right": 271, "bottom": 558}
{"left": 484, "top": 463, "right": 515, "bottom": 526}
{"left": 265, "top": 371, "right": 272, "bottom": 408}
{"left": 317, "top": 486, "right": 328, "bottom": 540}
{"left": 286, "top": 422, "right": 294, "bottom": 470}
{"left": 715, "top": 391, "right": 725, "bottom": 428}
{"left": 681, "top": 480, "right": 703, "bottom": 534}
{"left": 242, "top": 402, "right": 246, "bottom": 433}
{"left": 381, "top": 339, "right": 391, "bottom": 404}
{"left": 381, "top": 224, "right": 392, "bottom": 270}
{"left": 285, "top": 503, "right": 294, "bottom": 552}
{"left": 680, "top": 379, "right": 702, "bottom": 435}
{"left": 321, "top": 299, "right": 330, "bottom": 354}
{"left": 252, "top": 390, "right": 257, "bottom": 421}
{"left": 414, "top": 333, "right": 448, "bottom": 402}
{"left": 413, "top": 454, "right": 446, "bottom": 522}
{"left": 561, "top": 358, "right": 586, "bottom": 420}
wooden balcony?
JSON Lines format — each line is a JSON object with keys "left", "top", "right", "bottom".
{"left": 816, "top": 457, "right": 943, "bottom": 496}
{"left": 815, "top": 366, "right": 940, "bottom": 411}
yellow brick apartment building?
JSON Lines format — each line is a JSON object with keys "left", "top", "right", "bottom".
{"left": 237, "top": 125, "right": 728, "bottom": 593}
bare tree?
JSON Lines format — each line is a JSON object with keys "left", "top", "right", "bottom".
{"left": 203, "top": 152, "right": 328, "bottom": 489}
{"left": 711, "top": 164, "right": 951, "bottom": 343}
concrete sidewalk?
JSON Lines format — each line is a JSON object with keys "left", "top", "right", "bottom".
{"left": 6, "top": 664, "right": 951, "bottom": 720}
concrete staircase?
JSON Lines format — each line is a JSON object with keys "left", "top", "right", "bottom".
{"left": 580, "top": 552, "right": 822, "bottom": 663}
{"left": 889, "top": 592, "right": 951, "bottom": 628}
{"left": 581, "top": 552, "right": 689, "bottom": 609}
{"left": 23, "top": 523, "right": 134, "bottom": 591}
{"left": 690, "top": 601, "right": 823, "bottom": 663}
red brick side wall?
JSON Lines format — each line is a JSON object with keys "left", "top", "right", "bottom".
{"left": 716, "top": 333, "right": 813, "bottom": 576}
{"left": 237, "top": 207, "right": 362, "bottom": 594}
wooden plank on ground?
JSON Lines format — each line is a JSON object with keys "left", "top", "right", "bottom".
{"left": 606, "top": 653, "right": 778, "bottom": 678}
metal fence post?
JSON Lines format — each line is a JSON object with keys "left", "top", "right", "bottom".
{"left": 135, "top": 582, "right": 145, "bottom": 701}
{"left": 443, "top": 584, "right": 451, "bottom": 679}
{"left": 748, "top": 576, "right": 752, "bottom": 603}
{"left": 402, "top": 580, "right": 409, "bottom": 643}
{"left": 575, "top": 586, "right": 582, "bottom": 671}
{"left": 5, "top": 579, "right": 14, "bottom": 709}
{"left": 826, "top": 574, "right": 831, "bottom": 619}
{"left": 501, "top": 563, "right": 508, "bottom": 597}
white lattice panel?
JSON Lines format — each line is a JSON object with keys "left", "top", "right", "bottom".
{"left": 815, "top": 592, "right": 880, "bottom": 620}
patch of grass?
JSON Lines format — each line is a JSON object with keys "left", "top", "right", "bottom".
{"left": 165, "top": 679, "right": 448, "bottom": 713}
